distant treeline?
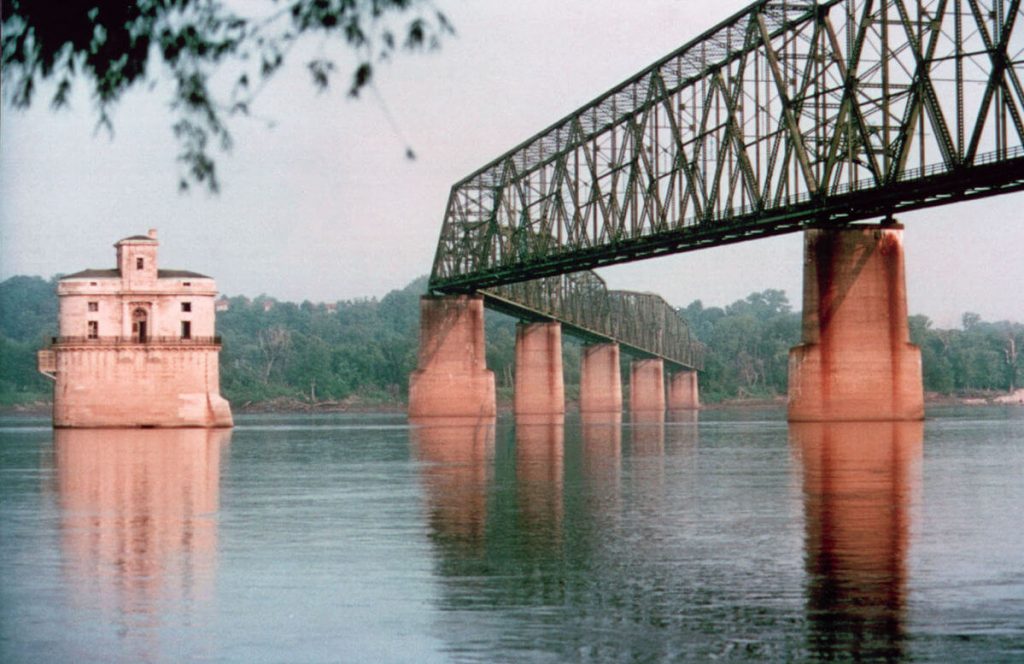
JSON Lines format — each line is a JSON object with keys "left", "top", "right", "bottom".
{"left": 681, "top": 290, "right": 1022, "bottom": 400}
{"left": 1, "top": 275, "right": 1020, "bottom": 406}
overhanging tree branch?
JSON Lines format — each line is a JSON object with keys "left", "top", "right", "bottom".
{"left": 1, "top": 0, "right": 455, "bottom": 192}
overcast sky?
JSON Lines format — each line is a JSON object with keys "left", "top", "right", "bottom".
{"left": 2, "top": 0, "right": 1022, "bottom": 328}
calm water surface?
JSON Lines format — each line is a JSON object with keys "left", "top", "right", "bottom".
{"left": 1, "top": 407, "right": 1022, "bottom": 662}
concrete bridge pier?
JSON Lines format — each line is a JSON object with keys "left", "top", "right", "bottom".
{"left": 667, "top": 369, "right": 700, "bottom": 411}
{"left": 788, "top": 224, "right": 924, "bottom": 422}
{"left": 579, "top": 343, "right": 622, "bottom": 414}
{"left": 629, "top": 358, "right": 665, "bottom": 414}
{"left": 514, "top": 321, "right": 565, "bottom": 417}
{"left": 408, "top": 294, "right": 496, "bottom": 419}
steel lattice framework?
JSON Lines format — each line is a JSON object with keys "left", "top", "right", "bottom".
{"left": 482, "top": 271, "right": 704, "bottom": 370}
{"left": 430, "top": 0, "right": 1024, "bottom": 292}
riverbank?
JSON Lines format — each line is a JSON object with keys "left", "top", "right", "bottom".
{"left": 6, "top": 390, "right": 1023, "bottom": 417}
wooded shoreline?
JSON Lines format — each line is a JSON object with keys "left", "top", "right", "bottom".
{"left": 3, "top": 275, "right": 1021, "bottom": 410}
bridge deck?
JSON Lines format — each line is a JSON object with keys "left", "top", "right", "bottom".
{"left": 482, "top": 290, "right": 697, "bottom": 370}
{"left": 480, "top": 270, "right": 704, "bottom": 371}
{"left": 430, "top": 0, "right": 1024, "bottom": 292}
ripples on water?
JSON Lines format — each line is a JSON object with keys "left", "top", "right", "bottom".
{"left": 0, "top": 407, "right": 1021, "bottom": 662}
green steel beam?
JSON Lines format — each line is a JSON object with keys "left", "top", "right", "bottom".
{"left": 481, "top": 271, "right": 705, "bottom": 371}
{"left": 429, "top": 0, "right": 1024, "bottom": 292}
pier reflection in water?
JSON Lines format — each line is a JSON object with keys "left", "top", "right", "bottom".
{"left": 52, "top": 428, "right": 230, "bottom": 660}
{"left": 414, "top": 410, "right": 801, "bottom": 662}
{"left": 791, "top": 421, "right": 923, "bottom": 661}
{"left": 630, "top": 411, "right": 666, "bottom": 457}
{"left": 410, "top": 412, "right": 941, "bottom": 660}
{"left": 579, "top": 412, "right": 623, "bottom": 520}
{"left": 515, "top": 415, "right": 565, "bottom": 551}
{"left": 409, "top": 417, "right": 495, "bottom": 557}
{"left": 4, "top": 408, "right": 1020, "bottom": 661}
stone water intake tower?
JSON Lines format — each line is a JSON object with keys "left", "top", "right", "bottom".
{"left": 37, "top": 229, "right": 233, "bottom": 428}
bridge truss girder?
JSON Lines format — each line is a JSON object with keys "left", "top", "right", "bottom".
{"left": 481, "top": 271, "right": 704, "bottom": 371}
{"left": 430, "top": 0, "right": 1024, "bottom": 292}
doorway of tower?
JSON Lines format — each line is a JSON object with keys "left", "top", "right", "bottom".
{"left": 132, "top": 307, "right": 149, "bottom": 343}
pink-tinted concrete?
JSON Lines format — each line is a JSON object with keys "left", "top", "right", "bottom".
{"left": 514, "top": 322, "right": 565, "bottom": 416}
{"left": 43, "top": 230, "right": 232, "bottom": 428}
{"left": 667, "top": 369, "right": 700, "bottom": 411}
{"left": 579, "top": 343, "right": 622, "bottom": 413}
{"left": 53, "top": 344, "right": 233, "bottom": 428}
{"left": 408, "top": 295, "right": 496, "bottom": 418}
{"left": 788, "top": 225, "right": 924, "bottom": 422}
{"left": 629, "top": 358, "right": 665, "bottom": 414}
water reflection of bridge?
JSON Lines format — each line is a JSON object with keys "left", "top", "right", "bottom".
{"left": 794, "top": 421, "right": 922, "bottom": 661}
{"left": 411, "top": 0, "right": 1024, "bottom": 423}
{"left": 412, "top": 415, "right": 921, "bottom": 660}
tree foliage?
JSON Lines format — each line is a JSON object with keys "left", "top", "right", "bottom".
{"left": 680, "top": 289, "right": 800, "bottom": 401}
{"left": 2, "top": 0, "right": 454, "bottom": 191}
{"left": 216, "top": 282, "right": 417, "bottom": 403}
{"left": 909, "top": 313, "right": 1024, "bottom": 393}
{"left": 0, "top": 275, "right": 58, "bottom": 403}
{"left": 0, "top": 275, "right": 58, "bottom": 343}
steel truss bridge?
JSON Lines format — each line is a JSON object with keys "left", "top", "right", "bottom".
{"left": 430, "top": 0, "right": 1024, "bottom": 296}
{"left": 482, "top": 272, "right": 704, "bottom": 370}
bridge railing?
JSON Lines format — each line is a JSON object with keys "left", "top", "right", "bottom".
{"left": 484, "top": 271, "right": 704, "bottom": 370}
{"left": 51, "top": 336, "right": 222, "bottom": 346}
{"left": 430, "top": 0, "right": 1024, "bottom": 292}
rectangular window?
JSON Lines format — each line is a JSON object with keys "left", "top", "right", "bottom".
{"left": 181, "top": 321, "right": 192, "bottom": 339}
{"left": 183, "top": 281, "right": 192, "bottom": 287}
{"left": 88, "top": 302, "right": 98, "bottom": 312}
{"left": 181, "top": 302, "right": 192, "bottom": 312}
{"left": 87, "top": 321, "right": 98, "bottom": 339}
{"left": 136, "top": 257, "right": 144, "bottom": 270}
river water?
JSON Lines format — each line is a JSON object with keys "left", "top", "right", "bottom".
{"left": 0, "top": 407, "right": 1021, "bottom": 662}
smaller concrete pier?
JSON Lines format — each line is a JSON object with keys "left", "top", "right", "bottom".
{"left": 629, "top": 358, "right": 665, "bottom": 414}
{"left": 408, "top": 295, "right": 496, "bottom": 418}
{"left": 667, "top": 369, "right": 699, "bottom": 411}
{"left": 579, "top": 343, "right": 623, "bottom": 414}
{"left": 513, "top": 322, "right": 565, "bottom": 417}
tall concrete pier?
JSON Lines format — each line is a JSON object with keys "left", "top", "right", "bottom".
{"left": 788, "top": 225, "right": 924, "bottom": 422}
{"left": 579, "top": 343, "right": 622, "bottom": 414}
{"left": 408, "top": 295, "right": 496, "bottom": 419}
{"left": 629, "top": 358, "right": 665, "bottom": 414}
{"left": 513, "top": 322, "right": 565, "bottom": 417}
